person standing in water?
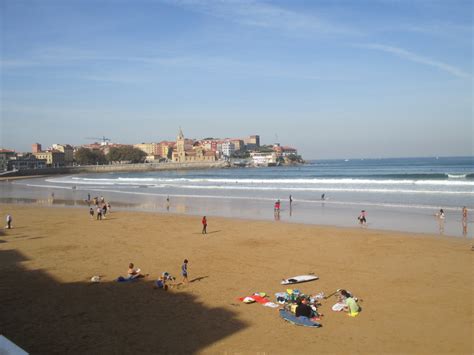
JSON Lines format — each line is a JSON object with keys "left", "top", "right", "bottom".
{"left": 462, "top": 207, "right": 468, "bottom": 236}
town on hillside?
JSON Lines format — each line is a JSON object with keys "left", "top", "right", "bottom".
{"left": 0, "top": 129, "right": 303, "bottom": 172}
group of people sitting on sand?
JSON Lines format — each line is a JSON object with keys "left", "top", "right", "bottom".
{"left": 122, "top": 259, "right": 189, "bottom": 290}
{"left": 293, "top": 289, "right": 361, "bottom": 322}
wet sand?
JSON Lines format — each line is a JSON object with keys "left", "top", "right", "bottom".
{"left": 1, "top": 179, "right": 472, "bottom": 237}
{"left": 0, "top": 204, "right": 472, "bottom": 354}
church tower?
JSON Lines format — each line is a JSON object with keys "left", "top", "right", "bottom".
{"left": 176, "top": 127, "right": 186, "bottom": 162}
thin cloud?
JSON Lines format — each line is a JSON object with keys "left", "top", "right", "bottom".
{"left": 358, "top": 43, "right": 472, "bottom": 79}
{"left": 2, "top": 47, "right": 352, "bottom": 82}
{"left": 165, "top": 0, "right": 362, "bottom": 36}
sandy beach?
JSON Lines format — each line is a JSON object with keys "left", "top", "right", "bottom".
{"left": 0, "top": 203, "right": 472, "bottom": 354}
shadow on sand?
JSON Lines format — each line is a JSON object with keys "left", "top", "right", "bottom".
{"left": 0, "top": 249, "right": 247, "bottom": 354}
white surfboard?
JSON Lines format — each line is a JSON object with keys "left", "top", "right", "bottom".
{"left": 281, "top": 275, "right": 319, "bottom": 285}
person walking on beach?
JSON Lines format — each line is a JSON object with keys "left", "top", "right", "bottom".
{"left": 462, "top": 206, "right": 468, "bottom": 236}
{"left": 202, "top": 216, "right": 207, "bottom": 234}
{"left": 107, "top": 202, "right": 111, "bottom": 214}
{"left": 96, "top": 206, "right": 102, "bottom": 220}
{"left": 181, "top": 259, "right": 189, "bottom": 284}
{"left": 102, "top": 203, "right": 107, "bottom": 219}
{"left": 89, "top": 207, "right": 94, "bottom": 220}
{"left": 166, "top": 196, "right": 170, "bottom": 211}
{"left": 5, "top": 214, "right": 12, "bottom": 229}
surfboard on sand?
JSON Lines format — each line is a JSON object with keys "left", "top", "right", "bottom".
{"left": 279, "top": 309, "right": 321, "bottom": 327}
{"left": 281, "top": 275, "right": 318, "bottom": 285}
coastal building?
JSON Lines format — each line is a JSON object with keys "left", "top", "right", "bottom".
{"left": 230, "top": 139, "right": 244, "bottom": 151}
{"left": 244, "top": 135, "right": 260, "bottom": 150}
{"left": 0, "top": 149, "right": 16, "bottom": 171}
{"left": 32, "top": 143, "right": 42, "bottom": 153}
{"left": 52, "top": 144, "right": 74, "bottom": 164}
{"left": 222, "top": 141, "right": 235, "bottom": 157}
{"left": 143, "top": 154, "right": 162, "bottom": 162}
{"left": 8, "top": 154, "right": 47, "bottom": 170}
{"left": 31, "top": 143, "right": 66, "bottom": 167}
{"left": 159, "top": 141, "right": 175, "bottom": 159}
{"left": 273, "top": 144, "right": 298, "bottom": 158}
{"left": 134, "top": 143, "right": 160, "bottom": 156}
{"left": 281, "top": 146, "right": 298, "bottom": 157}
{"left": 172, "top": 129, "right": 216, "bottom": 163}
{"left": 33, "top": 150, "right": 65, "bottom": 167}
{"left": 250, "top": 151, "right": 277, "bottom": 166}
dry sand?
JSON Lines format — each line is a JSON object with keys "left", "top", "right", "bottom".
{"left": 0, "top": 204, "right": 472, "bottom": 354}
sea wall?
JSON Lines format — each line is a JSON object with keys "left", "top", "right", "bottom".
{"left": 1, "top": 161, "right": 230, "bottom": 177}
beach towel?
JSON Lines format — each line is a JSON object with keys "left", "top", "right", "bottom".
{"left": 117, "top": 276, "right": 138, "bottom": 282}
{"left": 238, "top": 295, "right": 268, "bottom": 304}
{"left": 332, "top": 302, "right": 346, "bottom": 312}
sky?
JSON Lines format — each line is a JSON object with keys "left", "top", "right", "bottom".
{"left": 1, "top": 0, "right": 472, "bottom": 159}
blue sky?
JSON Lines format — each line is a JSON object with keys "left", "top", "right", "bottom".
{"left": 1, "top": 0, "right": 472, "bottom": 159}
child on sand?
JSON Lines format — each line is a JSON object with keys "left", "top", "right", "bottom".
{"left": 181, "top": 259, "right": 189, "bottom": 284}
{"left": 89, "top": 207, "right": 94, "bottom": 220}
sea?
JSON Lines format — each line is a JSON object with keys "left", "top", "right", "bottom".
{"left": 1, "top": 156, "right": 473, "bottom": 237}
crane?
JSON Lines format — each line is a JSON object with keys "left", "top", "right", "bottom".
{"left": 85, "top": 136, "right": 111, "bottom": 145}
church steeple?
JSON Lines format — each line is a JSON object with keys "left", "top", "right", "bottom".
{"left": 176, "top": 127, "right": 186, "bottom": 162}
{"left": 177, "top": 127, "right": 184, "bottom": 140}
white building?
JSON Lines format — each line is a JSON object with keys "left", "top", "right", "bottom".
{"left": 250, "top": 152, "right": 277, "bottom": 166}
{"left": 222, "top": 141, "right": 235, "bottom": 157}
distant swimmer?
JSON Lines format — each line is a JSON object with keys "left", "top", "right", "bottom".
{"left": 289, "top": 195, "right": 293, "bottom": 205}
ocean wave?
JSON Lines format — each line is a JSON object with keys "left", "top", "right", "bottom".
{"left": 49, "top": 176, "right": 474, "bottom": 187}
{"left": 164, "top": 184, "right": 473, "bottom": 194}
{"left": 447, "top": 174, "right": 467, "bottom": 179}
